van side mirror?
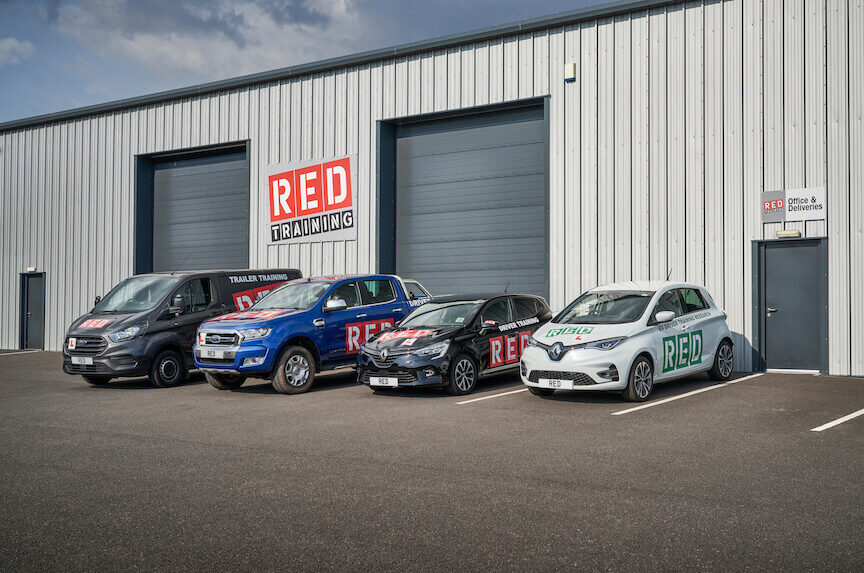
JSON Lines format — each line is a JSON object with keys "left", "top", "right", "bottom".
{"left": 168, "top": 294, "right": 185, "bottom": 316}
{"left": 654, "top": 310, "right": 676, "bottom": 324}
{"left": 323, "top": 298, "right": 347, "bottom": 313}
{"left": 94, "top": 295, "right": 101, "bottom": 306}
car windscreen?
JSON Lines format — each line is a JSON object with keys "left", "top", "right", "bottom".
{"left": 554, "top": 291, "right": 654, "bottom": 325}
{"left": 254, "top": 281, "right": 332, "bottom": 310}
{"left": 93, "top": 276, "right": 179, "bottom": 313}
{"left": 400, "top": 301, "right": 483, "bottom": 328}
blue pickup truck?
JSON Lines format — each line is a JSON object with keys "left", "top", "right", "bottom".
{"left": 193, "top": 274, "right": 430, "bottom": 394}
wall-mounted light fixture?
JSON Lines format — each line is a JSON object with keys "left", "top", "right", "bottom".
{"left": 776, "top": 229, "right": 802, "bottom": 239}
{"left": 564, "top": 63, "right": 576, "bottom": 83}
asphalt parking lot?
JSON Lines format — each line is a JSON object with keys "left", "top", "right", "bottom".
{"left": 1, "top": 352, "right": 862, "bottom": 571}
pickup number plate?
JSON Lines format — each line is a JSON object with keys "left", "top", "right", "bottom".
{"left": 202, "top": 349, "right": 225, "bottom": 359}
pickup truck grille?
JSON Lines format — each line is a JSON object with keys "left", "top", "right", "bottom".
{"left": 67, "top": 336, "right": 107, "bottom": 355}
{"left": 202, "top": 332, "right": 239, "bottom": 346}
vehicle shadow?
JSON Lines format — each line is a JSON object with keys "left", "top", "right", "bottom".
{"left": 539, "top": 372, "right": 733, "bottom": 403}
{"left": 366, "top": 372, "right": 524, "bottom": 399}
{"left": 85, "top": 371, "right": 209, "bottom": 390}
{"left": 229, "top": 369, "right": 359, "bottom": 395}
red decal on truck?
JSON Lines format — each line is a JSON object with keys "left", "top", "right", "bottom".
{"left": 79, "top": 319, "right": 112, "bottom": 329}
{"left": 232, "top": 282, "right": 286, "bottom": 310}
{"left": 346, "top": 319, "right": 395, "bottom": 353}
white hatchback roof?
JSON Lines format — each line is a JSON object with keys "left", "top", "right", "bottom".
{"left": 587, "top": 280, "right": 705, "bottom": 293}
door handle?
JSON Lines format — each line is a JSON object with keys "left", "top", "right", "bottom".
{"left": 393, "top": 308, "right": 402, "bottom": 313}
{"left": 767, "top": 307, "right": 778, "bottom": 316}
{"left": 313, "top": 318, "right": 325, "bottom": 328}
{"left": 356, "top": 313, "right": 367, "bottom": 318}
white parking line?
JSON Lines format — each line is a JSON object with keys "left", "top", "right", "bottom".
{"left": 457, "top": 387, "right": 528, "bottom": 405}
{"left": 611, "top": 373, "right": 764, "bottom": 416}
{"left": 811, "top": 407, "right": 864, "bottom": 432}
{"left": 0, "top": 350, "right": 41, "bottom": 356}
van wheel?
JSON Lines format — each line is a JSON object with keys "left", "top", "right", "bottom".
{"left": 205, "top": 372, "right": 246, "bottom": 390}
{"left": 272, "top": 346, "right": 316, "bottom": 394}
{"left": 708, "top": 340, "right": 734, "bottom": 381}
{"left": 149, "top": 350, "right": 186, "bottom": 388}
{"left": 83, "top": 375, "right": 112, "bottom": 385}
{"left": 623, "top": 356, "right": 653, "bottom": 402}
{"left": 445, "top": 354, "right": 478, "bottom": 395}
{"left": 528, "top": 387, "right": 554, "bottom": 397}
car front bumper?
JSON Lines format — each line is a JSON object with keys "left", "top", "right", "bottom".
{"left": 62, "top": 337, "right": 151, "bottom": 378}
{"left": 193, "top": 341, "right": 273, "bottom": 375}
{"left": 356, "top": 351, "right": 450, "bottom": 388}
{"left": 519, "top": 345, "right": 627, "bottom": 391}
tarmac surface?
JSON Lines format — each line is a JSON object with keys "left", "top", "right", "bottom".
{"left": 1, "top": 351, "right": 862, "bottom": 571}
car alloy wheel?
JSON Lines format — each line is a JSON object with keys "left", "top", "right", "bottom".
{"left": 284, "top": 354, "right": 310, "bottom": 387}
{"left": 718, "top": 344, "right": 734, "bottom": 378}
{"left": 633, "top": 360, "right": 653, "bottom": 399}
{"left": 454, "top": 358, "right": 476, "bottom": 392}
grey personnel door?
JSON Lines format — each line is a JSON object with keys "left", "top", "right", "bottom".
{"left": 756, "top": 239, "right": 828, "bottom": 371}
{"left": 393, "top": 105, "right": 548, "bottom": 298}
{"left": 21, "top": 273, "right": 45, "bottom": 350}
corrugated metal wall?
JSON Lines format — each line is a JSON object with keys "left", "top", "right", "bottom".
{"left": 0, "top": 0, "right": 862, "bottom": 376}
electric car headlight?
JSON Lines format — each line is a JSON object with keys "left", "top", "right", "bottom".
{"left": 411, "top": 340, "right": 449, "bottom": 359}
{"left": 584, "top": 337, "right": 627, "bottom": 351}
{"left": 238, "top": 328, "right": 272, "bottom": 341}
{"left": 109, "top": 326, "right": 140, "bottom": 342}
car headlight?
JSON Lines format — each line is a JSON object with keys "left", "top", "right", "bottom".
{"left": 238, "top": 328, "right": 272, "bottom": 341}
{"left": 411, "top": 340, "right": 449, "bottom": 359}
{"left": 584, "top": 337, "right": 627, "bottom": 351}
{"left": 526, "top": 337, "right": 540, "bottom": 347}
{"left": 109, "top": 326, "right": 140, "bottom": 342}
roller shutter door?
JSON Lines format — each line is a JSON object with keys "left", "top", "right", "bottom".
{"left": 395, "top": 106, "right": 548, "bottom": 297}
{"left": 152, "top": 150, "right": 249, "bottom": 271}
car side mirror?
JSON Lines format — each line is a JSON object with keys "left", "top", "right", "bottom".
{"left": 168, "top": 294, "right": 185, "bottom": 316}
{"left": 323, "top": 298, "right": 347, "bottom": 313}
{"left": 654, "top": 310, "right": 676, "bottom": 324}
{"left": 479, "top": 320, "right": 498, "bottom": 335}
{"left": 94, "top": 295, "right": 101, "bottom": 306}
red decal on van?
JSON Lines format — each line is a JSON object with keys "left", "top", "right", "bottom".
{"left": 79, "top": 319, "right": 112, "bottom": 329}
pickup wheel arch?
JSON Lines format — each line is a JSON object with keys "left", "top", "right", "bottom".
{"left": 278, "top": 337, "right": 322, "bottom": 371}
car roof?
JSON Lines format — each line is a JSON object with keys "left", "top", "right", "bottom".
{"left": 298, "top": 274, "right": 402, "bottom": 283}
{"left": 588, "top": 280, "right": 707, "bottom": 293}
{"left": 143, "top": 268, "right": 300, "bottom": 278}
{"left": 428, "top": 293, "right": 532, "bottom": 304}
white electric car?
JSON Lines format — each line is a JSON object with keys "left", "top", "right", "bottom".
{"left": 520, "top": 281, "right": 734, "bottom": 401}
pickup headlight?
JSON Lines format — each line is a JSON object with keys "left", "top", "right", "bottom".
{"left": 238, "top": 328, "right": 272, "bottom": 341}
{"left": 411, "top": 340, "right": 449, "bottom": 359}
{"left": 584, "top": 337, "right": 626, "bottom": 351}
{"left": 109, "top": 326, "right": 140, "bottom": 342}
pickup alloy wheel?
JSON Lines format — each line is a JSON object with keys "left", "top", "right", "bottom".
{"left": 272, "top": 345, "right": 316, "bottom": 394}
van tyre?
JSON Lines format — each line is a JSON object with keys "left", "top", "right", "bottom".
{"left": 272, "top": 345, "right": 315, "bottom": 394}
{"left": 83, "top": 375, "right": 112, "bottom": 385}
{"left": 205, "top": 372, "right": 246, "bottom": 390}
{"left": 149, "top": 349, "right": 186, "bottom": 388}
{"left": 708, "top": 340, "right": 734, "bottom": 381}
{"left": 445, "top": 354, "right": 478, "bottom": 395}
{"left": 623, "top": 355, "right": 653, "bottom": 402}
{"left": 528, "top": 386, "right": 554, "bottom": 397}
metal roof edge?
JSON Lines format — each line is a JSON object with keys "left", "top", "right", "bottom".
{"left": 0, "top": 0, "right": 673, "bottom": 133}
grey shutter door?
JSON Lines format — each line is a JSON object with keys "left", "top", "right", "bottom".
{"left": 152, "top": 151, "right": 249, "bottom": 271}
{"left": 394, "top": 106, "right": 548, "bottom": 297}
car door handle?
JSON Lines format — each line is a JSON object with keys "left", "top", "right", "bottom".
{"left": 767, "top": 307, "right": 778, "bottom": 313}
{"left": 356, "top": 313, "right": 367, "bottom": 318}
{"left": 313, "top": 318, "right": 325, "bottom": 328}
{"left": 393, "top": 308, "right": 402, "bottom": 313}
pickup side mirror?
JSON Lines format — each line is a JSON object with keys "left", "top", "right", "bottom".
{"left": 323, "top": 298, "right": 347, "bottom": 313}
{"left": 94, "top": 295, "right": 101, "bottom": 306}
{"left": 168, "top": 294, "right": 185, "bottom": 316}
{"left": 654, "top": 310, "right": 676, "bottom": 324}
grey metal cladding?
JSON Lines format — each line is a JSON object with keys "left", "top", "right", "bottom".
{"left": 395, "top": 106, "right": 547, "bottom": 297}
{"left": 152, "top": 156, "right": 250, "bottom": 271}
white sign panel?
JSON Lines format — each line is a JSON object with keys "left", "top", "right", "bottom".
{"left": 761, "top": 187, "right": 826, "bottom": 223}
{"left": 265, "top": 155, "right": 357, "bottom": 244}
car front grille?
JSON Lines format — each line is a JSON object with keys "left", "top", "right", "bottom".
{"left": 359, "top": 370, "right": 417, "bottom": 384}
{"left": 67, "top": 336, "right": 107, "bottom": 355}
{"left": 527, "top": 370, "right": 596, "bottom": 385}
{"left": 363, "top": 348, "right": 407, "bottom": 368}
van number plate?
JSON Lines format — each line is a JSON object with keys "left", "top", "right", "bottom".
{"left": 71, "top": 356, "right": 93, "bottom": 365}
{"left": 538, "top": 378, "right": 573, "bottom": 390}
{"left": 202, "top": 349, "right": 225, "bottom": 359}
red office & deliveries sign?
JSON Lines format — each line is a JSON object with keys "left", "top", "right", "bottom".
{"left": 266, "top": 156, "right": 357, "bottom": 244}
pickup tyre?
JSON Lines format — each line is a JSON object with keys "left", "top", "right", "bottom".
{"left": 271, "top": 345, "right": 316, "bottom": 394}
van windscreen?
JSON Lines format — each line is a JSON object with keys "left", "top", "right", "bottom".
{"left": 94, "top": 276, "right": 179, "bottom": 313}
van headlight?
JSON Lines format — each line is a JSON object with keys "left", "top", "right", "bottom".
{"left": 584, "top": 337, "right": 626, "bottom": 351}
{"left": 411, "top": 340, "right": 449, "bottom": 359}
{"left": 109, "top": 326, "right": 140, "bottom": 342}
{"left": 238, "top": 328, "right": 272, "bottom": 341}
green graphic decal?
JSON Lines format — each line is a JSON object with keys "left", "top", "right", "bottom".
{"left": 663, "top": 329, "right": 703, "bottom": 373}
{"left": 546, "top": 326, "right": 594, "bottom": 338}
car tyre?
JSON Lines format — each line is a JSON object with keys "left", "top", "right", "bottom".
{"left": 445, "top": 354, "right": 478, "bottom": 395}
{"left": 708, "top": 340, "right": 734, "bottom": 381}
{"left": 82, "top": 375, "right": 112, "bottom": 385}
{"left": 272, "top": 345, "right": 316, "bottom": 394}
{"left": 528, "top": 386, "right": 554, "bottom": 397}
{"left": 623, "top": 355, "right": 653, "bottom": 402}
{"left": 149, "top": 349, "right": 187, "bottom": 388}
{"left": 205, "top": 372, "right": 246, "bottom": 390}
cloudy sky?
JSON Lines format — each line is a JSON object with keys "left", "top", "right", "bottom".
{"left": 0, "top": 0, "right": 599, "bottom": 123}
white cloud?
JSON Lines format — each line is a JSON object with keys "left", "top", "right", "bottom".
{"left": 0, "top": 37, "right": 35, "bottom": 67}
{"left": 53, "top": 0, "right": 371, "bottom": 82}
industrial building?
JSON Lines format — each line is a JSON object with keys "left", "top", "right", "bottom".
{"left": 1, "top": 0, "right": 861, "bottom": 376}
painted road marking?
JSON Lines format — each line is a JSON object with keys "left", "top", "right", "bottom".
{"left": 611, "top": 373, "right": 764, "bottom": 416}
{"left": 811, "top": 407, "right": 864, "bottom": 432}
{"left": 0, "top": 350, "right": 41, "bottom": 356}
{"left": 457, "top": 388, "right": 528, "bottom": 405}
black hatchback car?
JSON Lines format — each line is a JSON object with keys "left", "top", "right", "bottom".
{"left": 357, "top": 293, "right": 552, "bottom": 395}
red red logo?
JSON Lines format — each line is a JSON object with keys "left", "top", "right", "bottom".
{"left": 763, "top": 199, "right": 784, "bottom": 211}
{"left": 346, "top": 319, "right": 395, "bottom": 353}
{"left": 232, "top": 282, "right": 286, "bottom": 310}
{"left": 269, "top": 157, "right": 353, "bottom": 223}
{"left": 79, "top": 319, "right": 112, "bottom": 329}
{"left": 211, "top": 310, "right": 286, "bottom": 321}
{"left": 375, "top": 329, "right": 435, "bottom": 342}
{"left": 489, "top": 331, "right": 531, "bottom": 368}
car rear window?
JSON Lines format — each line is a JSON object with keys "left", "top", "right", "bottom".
{"left": 679, "top": 288, "right": 708, "bottom": 313}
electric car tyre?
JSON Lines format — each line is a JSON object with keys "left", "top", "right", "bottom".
{"left": 623, "top": 355, "right": 654, "bottom": 402}
{"left": 708, "top": 340, "right": 734, "bottom": 381}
